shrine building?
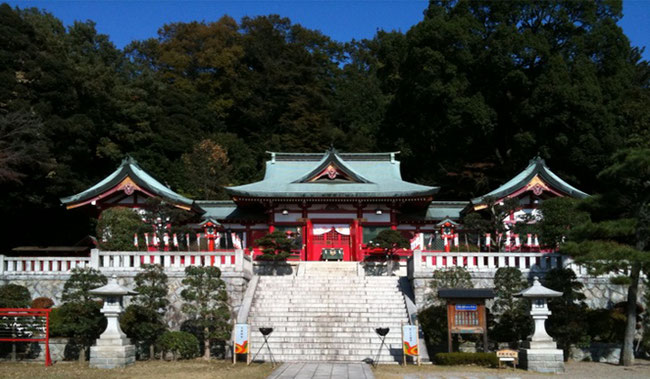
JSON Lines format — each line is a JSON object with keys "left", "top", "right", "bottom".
{"left": 60, "top": 149, "right": 588, "bottom": 261}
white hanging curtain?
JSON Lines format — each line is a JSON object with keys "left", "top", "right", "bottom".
{"left": 313, "top": 224, "right": 351, "bottom": 236}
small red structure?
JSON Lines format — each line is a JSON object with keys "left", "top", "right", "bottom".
{"left": 0, "top": 308, "right": 52, "bottom": 366}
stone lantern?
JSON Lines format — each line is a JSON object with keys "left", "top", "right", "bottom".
{"left": 89, "top": 276, "right": 138, "bottom": 369}
{"left": 515, "top": 276, "right": 564, "bottom": 373}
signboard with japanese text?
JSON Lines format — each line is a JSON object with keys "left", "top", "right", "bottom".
{"left": 234, "top": 324, "right": 249, "bottom": 354}
{"left": 402, "top": 325, "right": 419, "bottom": 357}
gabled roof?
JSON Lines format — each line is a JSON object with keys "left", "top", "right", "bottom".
{"left": 196, "top": 201, "right": 266, "bottom": 223}
{"left": 61, "top": 156, "right": 203, "bottom": 213}
{"left": 471, "top": 156, "right": 588, "bottom": 206}
{"left": 225, "top": 150, "right": 439, "bottom": 199}
{"left": 398, "top": 201, "right": 468, "bottom": 223}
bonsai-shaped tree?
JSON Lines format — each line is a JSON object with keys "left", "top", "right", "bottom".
{"left": 60, "top": 267, "right": 107, "bottom": 362}
{"left": 121, "top": 264, "right": 169, "bottom": 359}
{"left": 141, "top": 198, "right": 199, "bottom": 250}
{"left": 255, "top": 230, "right": 293, "bottom": 275}
{"left": 96, "top": 207, "right": 145, "bottom": 251}
{"left": 491, "top": 267, "right": 531, "bottom": 347}
{"left": 181, "top": 266, "right": 230, "bottom": 360}
{"left": 374, "top": 229, "right": 409, "bottom": 275}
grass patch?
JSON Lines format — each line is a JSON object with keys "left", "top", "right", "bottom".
{"left": 0, "top": 360, "right": 275, "bottom": 379}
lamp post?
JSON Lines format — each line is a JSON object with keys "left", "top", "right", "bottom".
{"left": 515, "top": 276, "right": 564, "bottom": 373}
{"left": 88, "top": 276, "right": 138, "bottom": 369}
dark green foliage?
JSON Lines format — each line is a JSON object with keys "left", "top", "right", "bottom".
{"left": 490, "top": 267, "right": 531, "bottom": 346}
{"left": 124, "top": 264, "right": 169, "bottom": 359}
{"left": 584, "top": 308, "right": 626, "bottom": 343}
{"left": 556, "top": 148, "right": 650, "bottom": 365}
{"left": 61, "top": 267, "right": 107, "bottom": 304}
{"left": 433, "top": 352, "right": 498, "bottom": 367}
{"left": 58, "top": 301, "right": 106, "bottom": 361}
{"left": 536, "top": 198, "right": 590, "bottom": 248}
{"left": 156, "top": 331, "right": 199, "bottom": 360}
{"left": 418, "top": 305, "right": 448, "bottom": 353}
{"left": 255, "top": 231, "right": 294, "bottom": 275}
{"left": 96, "top": 207, "right": 144, "bottom": 251}
{"left": 60, "top": 267, "right": 107, "bottom": 361}
{"left": 427, "top": 267, "right": 473, "bottom": 304}
{"left": 180, "top": 266, "right": 230, "bottom": 359}
{"left": 0, "top": 284, "right": 31, "bottom": 308}
{"left": 48, "top": 307, "right": 64, "bottom": 337}
{"left": 120, "top": 304, "right": 167, "bottom": 359}
{"left": 374, "top": 229, "right": 409, "bottom": 250}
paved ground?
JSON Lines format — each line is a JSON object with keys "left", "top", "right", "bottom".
{"left": 267, "top": 362, "right": 375, "bottom": 379}
{"left": 267, "top": 360, "right": 650, "bottom": 379}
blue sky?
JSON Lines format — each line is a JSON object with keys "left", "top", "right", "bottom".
{"left": 6, "top": 1, "right": 650, "bottom": 60}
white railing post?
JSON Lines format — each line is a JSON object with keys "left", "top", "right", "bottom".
{"left": 0, "top": 255, "right": 4, "bottom": 275}
{"left": 90, "top": 249, "right": 100, "bottom": 269}
{"left": 413, "top": 249, "right": 422, "bottom": 273}
{"left": 235, "top": 249, "right": 244, "bottom": 272}
{"left": 477, "top": 254, "right": 485, "bottom": 270}
{"left": 163, "top": 255, "right": 171, "bottom": 268}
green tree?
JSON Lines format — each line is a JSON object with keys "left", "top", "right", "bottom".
{"left": 543, "top": 268, "right": 589, "bottom": 360}
{"left": 180, "top": 266, "right": 230, "bottom": 360}
{"left": 559, "top": 148, "right": 650, "bottom": 366}
{"left": 255, "top": 231, "right": 293, "bottom": 275}
{"left": 491, "top": 267, "right": 531, "bottom": 346}
{"left": 96, "top": 207, "right": 144, "bottom": 251}
{"left": 60, "top": 267, "right": 108, "bottom": 362}
{"left": 374, "top": 229, "right": 409, "bottom": 275}
{"left": 427, "top": 266, "right": 473, "bottom": 305}
{"left": 536, "top": 197, "right": 590, "bottom": 249}
{"left": 0, "top": 284, "right": 31, "bottom": 307}
{"left": 121, "top": 264, "right": 169, "bottom": 359}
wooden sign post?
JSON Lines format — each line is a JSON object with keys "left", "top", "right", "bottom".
{"left": 438, "top": 288, "right": 495, "bottom": 353}
{"left": 401, "top": 321, "right": 421, "bottom": 366}
{"left": 233, "top": 323, "right": 251, "bottom": 364}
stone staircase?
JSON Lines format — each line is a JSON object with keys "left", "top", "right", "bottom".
{"left": 248, "top": 262, "right": 409, "bottom": 363}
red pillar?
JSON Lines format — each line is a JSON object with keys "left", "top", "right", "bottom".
{"left": 305, "top": 219, "right": 313, "bottom": 261}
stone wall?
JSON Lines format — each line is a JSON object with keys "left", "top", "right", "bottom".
{"left": 411, "top": 272, "right": 642, "bottom": 310}
{"left": 0, "top": 272, "right": 249, "bottom": 330}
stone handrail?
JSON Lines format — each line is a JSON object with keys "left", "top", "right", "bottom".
{"left": 409, "top": 250, "right": 588, "bottom": 277}
{"left": 0, "top": 248, "right": 250, "bottom": 277}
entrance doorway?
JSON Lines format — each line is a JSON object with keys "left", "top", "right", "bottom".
{"left": 311, "top": 225, "right": 351, "bottom": 261}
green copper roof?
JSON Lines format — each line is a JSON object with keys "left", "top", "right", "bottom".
{"left": 398, "top": 201, "right": 468, "bottom": 222}
{"left": 196, "top": 201, "right": 266, "bottom": 222}
{"left": 61, "top": 156, "right": 202, "bottom": 212}
{"left": 225, "top": 150, "right": 439, "bottom": 199}
{"left": 471, "top": 156, "right": 589, "bottom": 205}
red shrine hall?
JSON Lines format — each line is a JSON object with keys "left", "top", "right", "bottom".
{"left": 60, "top": 150, "right": 588, "bottom": 261}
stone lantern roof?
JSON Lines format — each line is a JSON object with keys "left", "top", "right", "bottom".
{"left": 515, "top": 277, "right": 562, "bottom": 298}
{"left": 90, "top": 276, "right": 138, "bottom": 297}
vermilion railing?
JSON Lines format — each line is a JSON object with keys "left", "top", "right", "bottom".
{"left": 0, "top": 308, "right": 52, "bottom": 366}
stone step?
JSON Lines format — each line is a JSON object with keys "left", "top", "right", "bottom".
{"left": 244, "top": 326, "right": 404, "bottom": 333}
{"left": 248, "top": 311, "right": 407, "bottom": 317}
{"left": 251, "top": 354, "right": 402, "bottom": 363}
{"left": 246, "top": 347, "right": 403, "bottom": 356}
{"left": 246, "top": 336, "right": 401, "bottom": 343}
{"left": 249, "top": 306, "right": 406, "bottom": 312}
{"left": 251, "top": 300, "right": 405, "bottom": 306}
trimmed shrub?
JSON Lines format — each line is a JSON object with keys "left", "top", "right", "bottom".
{"left": 156, "top": 331, "right": 199, "bottom": 360}
{"left": 49, "top": 307, "right": 66, "bottom": 337}
{"left": 31, "top": 297, "right": 54, "bottom": 309}
{"left": 434, "top": 352, "right": 499, "bottom": 367}
{"left": 0, "top": 284, "right": 31, "bottom": 308}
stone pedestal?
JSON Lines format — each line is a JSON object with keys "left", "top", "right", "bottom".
{"left": 90, "top": 335, "right": 136, "bottom": 369}
{"left": 519, "top": 340, "right": 564, "bottom": 374}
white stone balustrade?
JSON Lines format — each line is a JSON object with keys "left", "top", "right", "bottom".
{"left": 409, "top": 250, "right": 589, "bottom": 277}
{"left": 0, "top": 248, "right": 252, "bottom": 277}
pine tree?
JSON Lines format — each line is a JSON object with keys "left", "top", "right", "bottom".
{"left": 556, "top": 148, "right": 650, "bottom": 366}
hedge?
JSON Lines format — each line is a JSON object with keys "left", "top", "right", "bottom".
{"left": 434, "top": 352, "right": 499, "bottom": 367}
{"left": 156, "top": 331, "right": 199, "bottom": 360}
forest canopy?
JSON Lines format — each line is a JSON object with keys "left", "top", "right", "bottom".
{"left": 0, "top": 0, "right": 648, "bottom": 249}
